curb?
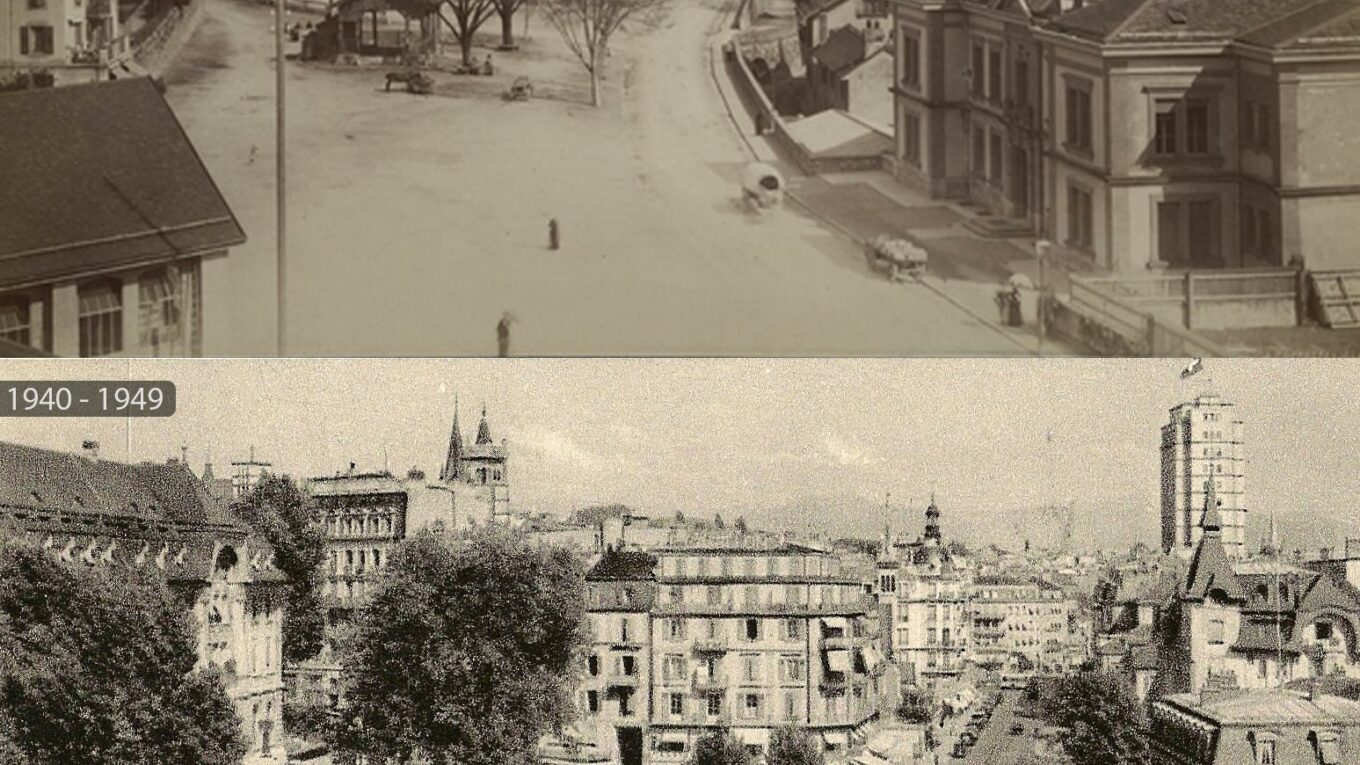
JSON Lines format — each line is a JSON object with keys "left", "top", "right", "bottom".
{"left": 704, "top": 10, "right": 1042, "bottom": 357}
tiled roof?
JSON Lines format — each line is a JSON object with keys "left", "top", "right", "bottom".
{"left": 1047, "top": 0, "right": 1360, "bottom": 47}
{"left": 0, "top": 78, "right": 245, "bottom": 290}
{"left": 586, "top": 549, "right": 657, "bottom": 580}
{"left": 1231, "top": 620, "right": 1299, "bottom": 653}
{"left": 1163, "top": 688, "right": 1360, "bottom": 726}
{"left": 0, "top": 440, "right": 240, "bottom": 530}
{"left": 812, "top": 26, "right": 867, "bottom": 74}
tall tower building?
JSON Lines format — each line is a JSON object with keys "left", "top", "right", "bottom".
{"left": 1160, "top": 392, "right": 1246, "bottom": 559}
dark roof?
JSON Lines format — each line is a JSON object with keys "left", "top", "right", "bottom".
{"left": 812, "top": 26, "right": 867, "bottom": 74}
{"left": 1047, "top": 0, "right": 1360, "bottom": 47}
{"left": 1231, "top": 620, "right": 1300, "bottom": 653}
{"left": 796, "top": 0, "right": 853, "bottom": 25}
{"left": 0, "top": 78, "right": 245, "bottom": 290}
{"left": 1131, "top": 644, "right": 1161, "bottom": 670}
{"left": 587, "top": 549, "right": 657, "bottom": 581}
{"left": 0, "top": 440, "right": 241, "bottom": 530}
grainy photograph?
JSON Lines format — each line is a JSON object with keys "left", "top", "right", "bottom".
{"left": 2, "top": 357, "right": 1359, "bottom": 764}
{"left": 5, "top": 0, "right": 1360, "bottom": 357}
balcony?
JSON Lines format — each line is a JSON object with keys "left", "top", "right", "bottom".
{"left": 819, "top": 672, "right": 848, "bottom": 694}
{"left": 691, "top": 670, "right": 728, "bottom": 693}
{"left": 821, "top": 634, "right": 848, "bottom": 649}
{"left": 693, "top": 639, "right": 727, "bottom": 654}
{"left": 608, "top": 673, "right": 639, "bottom": 688}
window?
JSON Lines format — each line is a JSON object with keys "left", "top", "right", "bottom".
{"left": 970, "top": 41, "right": 984, "bottom": 99}
{"left": 785, "top": 692, "right": 798, "bottom": 719}
{"left": 621, "top": 655, "right": 636, "bottom": 676}
{"left": 620, "top": 693, "right": 633, "bottom": 716}
{"left": 989, "top": 130, "right": 1003, "bottom": 182}
{"left": 138, "top": 268, "right": 182, "bottom": 348}
{"left": 707, "top": 585, "right": 722, "bottom": 605}
{"left": 663, "top": 655, "right": 687, "bottom": 682}
{"left": 78, "top": 279, "right": 122, "bottom": 357}
{"left": 669, "top": 618, "right": 686, "bottom": 640}
{"left": 1255, "top": 737, "right": 1276, "bottom": 765}
{"left": 1244, "top": 101, "right": 1270, "bottom": 148}
{"left": 901, "top": 32, "right": 920, "bottom": 87}
{"left": 1064, "top": 79, "right": 1092, "bottom": 153}
{"left": 784, "top": 619, "right": 802, "bottom": 639}
{"left": 587, "top": 690, "right": 599, "bottom": 713}
{"left": 621, "top": 619, "right": 630, "bottom": 643}
{"left": 743, "top": 655, "right": 759, "bottom": 681}
{"left": 972, "top": 127, "right": 986, "bottom": 179}
{"left": 902, "top": 111, "right": 921, "bottom": 166}
{"left": 1207, "top": 617, "right": 1225, "bottom": 645}
{"left": 1315, "top": 731, "right": 1341, "bottom": 764}
{"left": 1153, "top": 97, "right": 1212, "bottom": 156}
{"left": 27, "top": 0, "right": 45, "bottom": 7}
{"left": 1316, "top": 622, "right": 1333, "bottom": 641}
{"left": 987, "top": 48, "right": 1002, "bottom": 105}
{"left": 708, "top": 695, "right": 722, "bottom": 716}
{"left": 0, "top": 297, "right": 31, "bottom": 347}
{"left": 1066, "top": 183, "right": 1093, "bottom": 251}
{"left": 1014, "top": 56, "right": 1029, "bottom": 108}
{"left": 670, "top": 693, "right": 684, "bottom": 716}
{"left": 743, "top": 693, "right": 762, "bottom": 719}
{"left": 1243, "top": 203, "right": 1273, "bottom": 257}
{"left": 588, "top": 655, "right": 599, "bottom": 676}
{"left": 1158, "top": 199, "right": 1217, "bottom": 266}
{"left": 780, "top": 656, "right": 805, "bottom": 681}
{"left": 20, "top": 25, "right": 54, "bottom": 55}
{"left": 746, "top": 618, "right": 760, "bottom": 641}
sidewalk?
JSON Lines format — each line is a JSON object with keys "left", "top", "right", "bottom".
{"left": 707, "top": 28, "right": 1081, "bottom": 356}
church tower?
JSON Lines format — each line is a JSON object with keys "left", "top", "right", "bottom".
{"left": 439, "top": 396, "right": 465, "bottom": 483}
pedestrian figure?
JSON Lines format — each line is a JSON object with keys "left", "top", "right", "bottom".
{"left": 496, "top": 312, "right": 515, "bottom": 357}
{"left": 482, "top": 54, "right": 494, "bottom": 76}
{"left": 548, "top": 218, "right": 560, "bottom": 250}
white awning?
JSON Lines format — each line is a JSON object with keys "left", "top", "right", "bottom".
{"left": 826, "top": 649, "right": 851, "bottom": 672}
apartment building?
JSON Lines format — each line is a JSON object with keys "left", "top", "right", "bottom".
{"left": 875, "top": 497, "right": 971, "bottom": 687}
{"left": 571, "top": 544, "right": 881, "bottom": 765}
{"left": 0, "top": 441, "right": 289, "bottom": 764}
{"left": 0, "top": 0, "right": 124, "bottom": 83}
{"left": 888, "top": 0, "right": 1360, "bottom": 273}
{"left": 0, "top": 78, "right": 244, "bottom": 357}
{"left": 1160, "top": 391, "right": 1247, "bottom": 559}
{"left": 968, "top": 575, "right": 1073, "bottom": 672}
{"left": 1150, "top": 687, "right": 1360, "bottom": 765}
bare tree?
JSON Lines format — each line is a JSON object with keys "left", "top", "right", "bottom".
{"left": 438, "top": 0, "right": 498, "bottom": 66}
{"left": 538, "top": 0, "right": 667, "bottom": 106}
{"left": 492, "top": 0, "right": 527, "bottom": 48}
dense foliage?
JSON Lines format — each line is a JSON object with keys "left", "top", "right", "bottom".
{"left": 0, "top": 545, "right": 245, "bottom": 765}
{"left": 690, "top": 728, "right": 751, "bottom": 765}
{"left": 766, "top": 726, "right": 824, "bottom": 765}
{"left": 896, "top": 686, "right": 934, "bottom": 724}
{"left": 335, "top": 527, "right": 587, "bottom": 765}
{"left": 234, "top": 475, "right": 327, "bottom": 663}
{"left": 1033, "top": 672, "right": 1149, "bottom": 765}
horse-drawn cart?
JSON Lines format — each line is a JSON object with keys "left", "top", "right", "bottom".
{"left": 866, "top": 234, "right": 927, "bottom": 281}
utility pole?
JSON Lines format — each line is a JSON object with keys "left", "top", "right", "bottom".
{"left": 275, "top": 0, "right": 288, "bottom": 356}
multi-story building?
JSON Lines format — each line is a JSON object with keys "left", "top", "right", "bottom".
{"left": 287, "top": 402, "right": 509, "bottom": 709}
{"left": 875, "top": 497, "right": 971, "bottom": 687}
{"left": 1160, "top": 392, "right": 1246, "bottom": 559}
{"left": 568, "top": 544, "right": 881, "bottom": 765}
{"left": 968, "top": 575, "right": 1073, "bottom": 672}
{"left": 1150, "top": 686, "right": 1360, "bottom": 765}
{"left": 1155, "top": 483, "right": 1360, "bottom": 697}
{"left": 0, "top": 440, "right": 288, "bottom": 764}
{"left": 0, "top": 78, "right": 244, "bottom": 357}
{"left": 0, "top": 0, "right": 127, "bottom": 84}
{"left": 888, "top": 0, "right": 1360, "bottom": 273}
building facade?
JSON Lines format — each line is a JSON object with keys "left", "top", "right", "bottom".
{"left": 568, "top": 544, "right": 881, "bottom": 765}
{"left": 0, "top": 0, "right": 126, "bottom": 84}
{"left": 1160, "top": 392, "right": 1246, "bottom": 559}
{"left": 1150, "top": 687, "right": 1360, "bottom": 765}
{"left": 0, "top": 78, "right": 243, "bottom": 357}
{"left": 0, "top": 441, "right": 288, "bottom": 764}
{"left": 875, "top": 497, "right": 971, "bottom": 687}
{"left": 968, "top": 575, "right": 1073, "bottom": 672}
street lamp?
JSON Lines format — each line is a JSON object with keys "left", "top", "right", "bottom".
{"left": 1034, "top": 239, "right": 1052, "bottom": 355}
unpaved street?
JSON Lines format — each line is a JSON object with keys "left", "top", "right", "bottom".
{"left": 166, "top": 0, "right": 1025, "bottom": 355}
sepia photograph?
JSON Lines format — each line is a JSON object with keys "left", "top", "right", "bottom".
{"left": 5, "top": 0, "right": 1360, "bottom": 357}
{"left": 1, "top": 356, "right": 1359, "bottom": 764}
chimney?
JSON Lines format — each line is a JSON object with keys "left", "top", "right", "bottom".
{"left": 82, "top": 440, "right": 100, "bottom": 460}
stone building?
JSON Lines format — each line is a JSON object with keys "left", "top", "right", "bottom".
{"left": 1150, "top": 686, "right": 1360, "bottom": 765}
{"left": 874, "top": 497, "right": 971, "bottom": 687}
{"left": 968, "top": 575, "right": 1073, "bottom": 672}
{"left": 0, "top": 0, "right": 125, "bottom": 84}
{"left": 565, "top": 543, "right": 881, "bottom": 765}
{"left": 0, "top": 78, "right": 244, "bottom": 357}
{"left": 0, "top": 440, "right": 288, "bottom": 764}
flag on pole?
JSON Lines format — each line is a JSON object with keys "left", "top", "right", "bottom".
{"left": 1180, "top": 358, "right": 1203, "bottom": 379}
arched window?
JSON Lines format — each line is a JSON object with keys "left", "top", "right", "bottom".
{"left": 138, "top": 268, "right": 182, "bottom": 349}
{"left": 78, "top": 279, "right": 123, "bottom": 357}
{"left": 0, "top": 295, "right": 31, "bottom": 346}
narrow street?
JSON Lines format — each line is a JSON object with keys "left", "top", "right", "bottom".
{"left": 164, "top": 0, "right": 1030, "bottom": 356}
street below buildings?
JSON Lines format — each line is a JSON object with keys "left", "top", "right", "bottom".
{"left": 163, "top": 0, "right": 1045, "bottom": 356}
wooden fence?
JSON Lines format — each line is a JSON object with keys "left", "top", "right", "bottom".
{"left": 1067, "top": 277, "right": 1228, "bottom": 357}
{"left": 1074, "top": 267, "right": 1302, "bottom": 331}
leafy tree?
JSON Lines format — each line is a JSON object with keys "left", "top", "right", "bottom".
{"left": 767, "top": 726, "right": 823, "bottom": 765}
{"left": 335, "top": 527, "right": 587, "bottom": 765}
{"left": 0, "top": 544, "right": 246, "bottom": 764}
{"left": 234, "top": 475, "right": 327, "bottom": 663}
{"left": 734, "top": 516, "right": 748, "bottom": 535}
{"left": 441, "top": 0, "right": 498, "bottom": 66}
{"left": 896, "top": 686, "right": 934, "bottom": 724}
{"left": 690, "top": 728, "right": 751, "bottom": 765}
{"left": 539, "top": 0, "right": 668, "bottom": 106}
{"left": 1042, "top": 672, "right": 1149, "bottom": 765}
{"left": 714, "top": 514, "right": 725, "bottom": 530}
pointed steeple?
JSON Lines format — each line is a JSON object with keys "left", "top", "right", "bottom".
{"left": 1184, "top": 477, "right": 1243, "bottom": 602}
{"left": 1201, "top": 479, "right": 1223, "bottom": 535}
{"left": 440, "top": 396, "right": 465, "bottom": 482}
{"left": 1262, "top": 509, "right": 1281, "bottom": 557}
{"left": 924, "top": 493, "right": 941, "bottom": 545}
{"left": 475, "top": 404, "right": 493, "bottom": 445}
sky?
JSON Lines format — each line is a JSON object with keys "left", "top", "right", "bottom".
{"left": 2, "top": 358, "right": 1357, "bottom": 552}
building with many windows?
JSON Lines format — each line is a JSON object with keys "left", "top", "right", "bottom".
{"left": 0, "top": 0, "right": 127, "bottom": 84}
{"left": 888, "top": 0, "right": 1360, "bottom": 273}
{"left": 566, "top": 544, "right": 881, "bottom": 765}
{"left": 968, "top": 575, "right": 1073, "bottom": 672}
{"left": 0, "top": 440, "right": 288, "bottom": 764}
{"left": 1160, "top": 391, "right": 1246, "bottom": 559}
{"left": 874, "top": 497, "right": 971, "bottom": 687}
{"left": 1150, "top": 686, "right": 1360, "bottom": 765}
{"left": 0, "top": 78, "right": 244, "bottom": 357}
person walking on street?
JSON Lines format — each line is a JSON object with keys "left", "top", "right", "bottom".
{"left": 497, "top": 312, "right": 515, "bottom": 357}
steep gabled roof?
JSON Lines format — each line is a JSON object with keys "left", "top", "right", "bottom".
{"left": 812, "top": 25, "right": 867, "bottom": 74}
{"left": 1183, "top": 483, "right": 1243, "bottom": 602}
{"left": 0, "top": 78, "right": 245, "bottom": 290}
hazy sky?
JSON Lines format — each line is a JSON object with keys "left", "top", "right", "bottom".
{"left": 2, "top": 359, "right": 1357, "bottom": 552}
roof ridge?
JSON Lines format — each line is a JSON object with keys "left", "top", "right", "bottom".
{"left": 1109, "top": 0, "right": 1165, "bottom": 39}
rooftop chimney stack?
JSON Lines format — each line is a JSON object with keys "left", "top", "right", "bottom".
{"left": 82, "top": 440, "right": 99, "bottom": 460}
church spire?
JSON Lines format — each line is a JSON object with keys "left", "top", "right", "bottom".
{"left": 475, "top": 403, "right": 493, "bottom": 445}
{"left": 924, "top": 493, "right": 941, "bottom": 545}
{"left": 1201, "top": 478, "right": 1223, "bottom": 534}
{"left": 440, "top": 395, "right": 465, "bottom": 482}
